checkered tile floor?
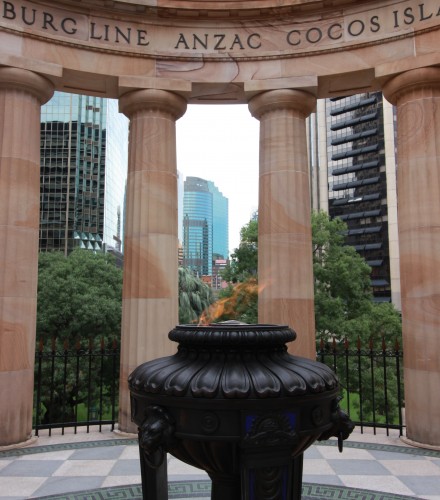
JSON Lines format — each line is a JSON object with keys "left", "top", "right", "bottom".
{"left": 0, "top": 432, "right": 439, "bottom": 499}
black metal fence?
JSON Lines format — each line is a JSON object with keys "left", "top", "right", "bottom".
{"left": 317, "top": 337, "right": 404, "bottom": 436}
{"left": 33, "top": 336, "right": 404, "bottom": 435}
{"left": 33, "top": 338, "right": 120, "bottom": 436}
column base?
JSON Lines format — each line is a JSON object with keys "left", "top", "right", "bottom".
{"left": 400, "top": 435, "right": 440, "bottom": 451}
{"left": 113, "top": 428, "right": 138, "bottom": 439}
{"left": 0, "top": 435, "right": 38, "bottom": 452}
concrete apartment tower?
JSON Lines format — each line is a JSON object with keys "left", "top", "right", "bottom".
{"left": 309, "top": 94, "right": 401, "bottom": 309}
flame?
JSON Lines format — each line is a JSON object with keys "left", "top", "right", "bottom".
{"left": 198, "top": 278, "right": 260, "bottom": 325}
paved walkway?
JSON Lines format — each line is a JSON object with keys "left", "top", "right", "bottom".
{"left": 0, "top": 428, "right": 439, "bottom": 499}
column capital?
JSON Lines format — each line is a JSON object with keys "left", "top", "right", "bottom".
{"left": 0, "top": 67, "right": 54, "bottom": 104}
{"left": 248, "top": 89, "right": 316, "bottom": 120}
{"left": 119, "top": 88, "right": 187, "bottom": 120}
{"left": 382, "top": 67, "right": 440, "bottom": 105}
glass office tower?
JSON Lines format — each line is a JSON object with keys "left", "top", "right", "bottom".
{"left": 40, "top": 92, "right": 128, "bottom": 256}
{"left": 208, "top": 180, "right": 229, "bottom": 260}
{"left": 182, "top": 176, "right": 229, "bottom": 277}
{"left": 183, "top": 177, "right": 213, "bottom": 276}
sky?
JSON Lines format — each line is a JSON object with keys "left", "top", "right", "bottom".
{"left": 176, "top": 104, "right": 260, "bottom": 255}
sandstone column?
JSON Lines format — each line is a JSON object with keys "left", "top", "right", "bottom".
{"left": 249, "top": 89, "right": 316, "bottom": 359}
{"left": 118, "top": 89, "right": 186, "bottom": 433}
{"left": 0, "top": 67, "right": 54, "bottom": 447}
{"left": 383, "top": 67, "right": 440, "bottom": 448}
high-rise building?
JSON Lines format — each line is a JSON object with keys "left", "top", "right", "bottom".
{"left": 208, "top": 180, "right": 229, "bottom": 260}
{"left": 39, "top": 92, "right": 128, "bottom": 257}
{"left": 177, "top": 170, "right": 184, "bottom": 246}
{"left": 310, "top": 93, "right": 401, "bottom": 308}
{"left": 182, "top": 176, "right": 229, "bottom": 278}
{"left": 212, "top": 258, "right": 228, "bottom": 290}
{"left": 183, "top": 176, "right": 213, "bottom": 276}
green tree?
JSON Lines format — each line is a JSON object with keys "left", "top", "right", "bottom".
{"left": 221, "top": 216, "right": 258, "bottom": 283}
{"left": 368, "top": 302, "right": 402, "bottom": 343}
{"left": 37, "top": 249, "right": 123, "bottom": 341}
{"left": 312, "top": 210, "right": 373, "bottom": 341}
{"left": 178, "top": 267, "right": 214, "bottom": 323}
{"left": 36, "top": 249, "right": 123, "bottom": 423}
{"left": 312, "top": 210, "right": 401, "bottom": 344}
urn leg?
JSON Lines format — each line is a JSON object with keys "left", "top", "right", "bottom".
{"left": 209, "top": 473, "right": 241, "bottom": 500}
{"left": 139, "top": 444, "right": 168, "bottom": 500}
{"left": 291, "top": 454, "right": 304, "bottom": 500}
{"left": 240, "top": 448, "right": 302, "bottom": 500}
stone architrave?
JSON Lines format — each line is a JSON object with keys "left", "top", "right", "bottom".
{"left": 382, "top": 68, "right": 440, "bottom": 447}
{"left": 249, "top": 89, "right": 317, "bottom": 359}
{"left": 118, "top": 88, "right": 187, "bottom": 433}
{"left": 0, "top": 67, "right": 54, "bottom": 447}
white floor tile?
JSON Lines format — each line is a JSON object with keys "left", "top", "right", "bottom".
{"left": 0, "top": 477, "right": 46, "bottom": 496}
{"left": 339, "top": 474, "right": 416, "bottom": 495}
{"left": 52, "top": 459, "right": 117, "bottom": 476}
{"left": 101, "top": 475, "right": 141, "bottom": 487}
{"left": 381, "top": 459, "right": 440, "bottom": 475}
{"left": 118, "top": 447, "right": 140, "bottom": 460}
{"left": 302, "top": 459, "right": 335, "bottom": 475}
{"left": 0, "top": 461, "right": 12, "bottom": 472}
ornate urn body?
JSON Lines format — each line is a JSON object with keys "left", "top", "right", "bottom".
{"left": 129, "top": 323, "right": 353, "bottom": 500}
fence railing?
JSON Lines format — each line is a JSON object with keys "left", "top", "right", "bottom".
{"left": 33, "top": 336, "right": 404, "bottom": 435}
{"left": 34, "top": 338, "right": 120, "bottom": 436}
{"left": 317, "top": 337, "right": 404, "bottom": 436}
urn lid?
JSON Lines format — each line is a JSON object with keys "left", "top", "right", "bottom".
{"left": 168, "top": 322, "right": 296, "bottom": 347}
